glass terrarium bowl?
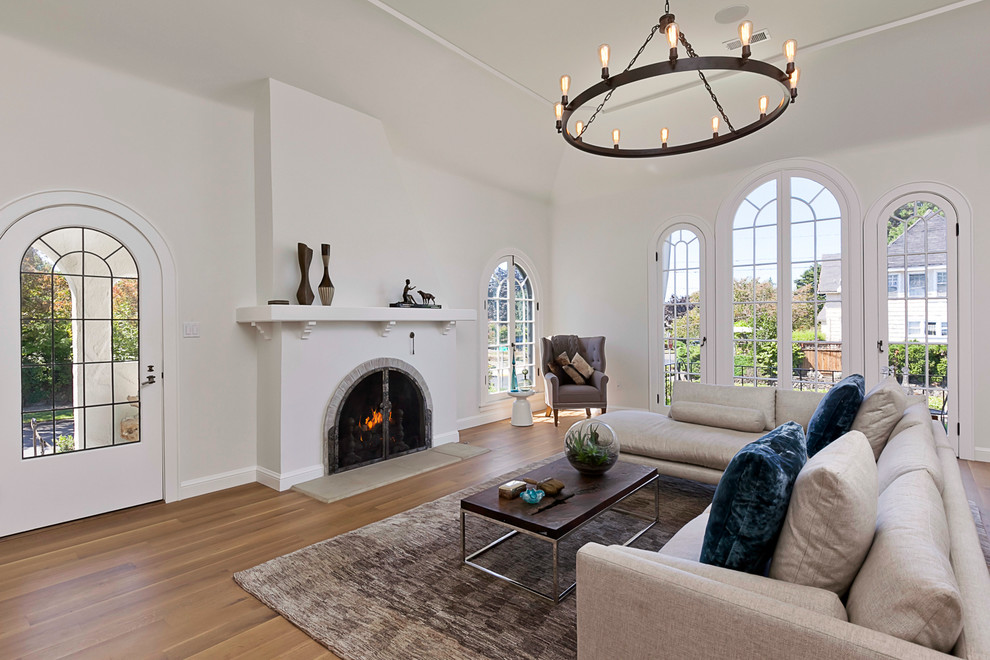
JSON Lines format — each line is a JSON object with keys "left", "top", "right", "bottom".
{"left": 564, "top": 420, "right": 619, "bottom": 476}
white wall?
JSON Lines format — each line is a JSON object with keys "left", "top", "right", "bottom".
{"left": 252, "top": 80, "right": 554, "bottom": 479}
{"left": 551, "top": 123, "right": 990, "bottom": 455}
{"left": 0, "top": 34, "right": 259, "bottom": 494}
{"left": 258, "top": 79, "right": 437, "bottom": 306}
{"left": 395, "top": 157, "right": 553, "bottom": 425}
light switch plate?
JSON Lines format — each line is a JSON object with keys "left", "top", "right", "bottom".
{"left": 182, "top": 322, "right": 200, "bottom": 338}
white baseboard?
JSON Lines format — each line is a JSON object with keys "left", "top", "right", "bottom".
{"left": 432, "top": 430, "right": 460, "bottom": 446}
{"left": 459, "top": 404, "right": 512, "bottom": 430}
{"left": 972, "top": 447, "right": 990, "bottom": 463}
{"left": 256, "top": 464, "right": 325, "bottom": 492}
{"left": 178, "top": 466, "right": 257, "bottom": 499}
{"left": 255, "top": 466, "right": 281, "bottom": 491}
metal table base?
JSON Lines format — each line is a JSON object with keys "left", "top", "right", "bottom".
{"left": 460, "top": 474, "right": 660, "bottom": 603}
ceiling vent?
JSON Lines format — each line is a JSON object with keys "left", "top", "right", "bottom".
{"left": 723, "top": 28, "right": 771, "bottom": 51}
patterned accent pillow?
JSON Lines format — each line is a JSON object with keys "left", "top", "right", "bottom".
{"left": 555, "top": 352, "right": 584, "bottom": 384}
{"left": 806, "top": 374, "right": 865, "bottom": 457}
{"left": 700, "top": 421, "right": 808, "bottom": 574}
{"left": 570, "top": 353, "right": 596, "bottom": 380}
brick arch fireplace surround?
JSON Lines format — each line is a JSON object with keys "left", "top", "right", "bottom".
{"left": 323, "top": 358, "right": 433, "bottom": 475}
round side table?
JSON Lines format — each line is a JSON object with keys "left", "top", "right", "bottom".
{"left": 507, "top": 390, "right": 535, "bottom": 427}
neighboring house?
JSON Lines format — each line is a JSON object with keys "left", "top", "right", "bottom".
{"left": 817, "top": 255, "right": 842, "bottom": 342}
{"left": 886, "top": 211, "right": 948, "bottom": 344}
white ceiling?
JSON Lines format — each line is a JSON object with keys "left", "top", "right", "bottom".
{"left": 377, "top": 0, "right": 963, "bottom": 103}
{"left": 0, "top": 0, "right": 982, "bottom": 201}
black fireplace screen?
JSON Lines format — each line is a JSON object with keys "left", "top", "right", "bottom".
{"left": 332, "top": 368, "right": 430, "bottom": 473}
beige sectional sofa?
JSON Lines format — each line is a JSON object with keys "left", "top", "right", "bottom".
{"left": 579, "top": 384, "right": 990, "bottom": 658}
{"left": 597, "top": 381, "right": 825, "bottom": 484}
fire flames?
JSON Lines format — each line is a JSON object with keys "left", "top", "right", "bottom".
{"left": 362, "top": 409, "right": 393, "bottom": 432}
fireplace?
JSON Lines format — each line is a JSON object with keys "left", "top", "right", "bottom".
{"left": 324, "top": 358, "right": 432, "bottom": 474}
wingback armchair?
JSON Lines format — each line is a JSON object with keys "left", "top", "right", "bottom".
{"left": 542, "top": 335, "right": 608, "bottom": 427}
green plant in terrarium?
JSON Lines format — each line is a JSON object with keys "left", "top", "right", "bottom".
{"left": 564, "top": 421, "right": 619, "bottom": 475}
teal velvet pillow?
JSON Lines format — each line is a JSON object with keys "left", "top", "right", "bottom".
{"left": 806, "top": 374, "right": 866, "bottom": 457}
{"left": 700, "top": 422, "right": 808, "bottom": 574}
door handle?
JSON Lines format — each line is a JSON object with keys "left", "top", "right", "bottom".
{"left": 142, "top": 374, "right": 156, "bottom": 386}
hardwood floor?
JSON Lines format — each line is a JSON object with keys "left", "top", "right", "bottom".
{"left": 0, "top": 412, "right": 578, "bottom": 659}
{"left": 2, "top": 412, "right": 988, "bottom": 658}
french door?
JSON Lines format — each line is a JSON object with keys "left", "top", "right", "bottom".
{"left": 0, "top": 204, "right": 163, "bottom": 537}
{"left": 867, "top": 196, "right": 958, "bottom": 454}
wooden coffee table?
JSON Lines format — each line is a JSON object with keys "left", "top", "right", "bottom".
{"left": 460, "top": 457, "right": 659, "bottom": 603}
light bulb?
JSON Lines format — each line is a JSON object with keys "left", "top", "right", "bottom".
{"left": 612, "top": 128, "right": 620, "bottom": 148}
{"left": 560, "top": 75, "right": 570, "bottom": 96}
{"left": 666, "top": 22, "right": 679, "bottom": 49}
{"left": 738, "top": 20, "right": 753, "bottom": 58}
{"left": 661, "top": 127, "right": 669, "bottom": 147}
{"left": 600, "top": 44, "right": 610, "bottom": 68}
{"left": 738, "top": 21, "right": 753, "bottom": 46}
{"left": 759, "top": 95, "right": 768, "bottom": 116}
{"left": 712, "top": 116, "right": 720, "bottom": 136}
{"left": 783, "top": 40, "right": 798, "bottom": 63}
{"left": 555, "top": 103, "right": 563, "bottom": 121}
{"left": 790, "top": 68, "right": 800, "bottom": 89}
{"left": 575, "top": 121, "right": 584, "bottom": 139}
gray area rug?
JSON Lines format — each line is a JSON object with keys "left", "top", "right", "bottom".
{"left": 970, "top": 500, "right": 990, "bottom": 561}
{"left": 235, "top": 454, "right": 715, "bottom": 659}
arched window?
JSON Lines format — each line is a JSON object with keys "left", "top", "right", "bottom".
{"left": 660, "top": 227, "right": 704, "bottom": 404}
{"left": 20, "top": 227, "right": 140, "bottom": 458}
{"left": 482, "top": 254, "right": 540, "bottom": 403}
{"left": 727, "top": 170, "right": 852, "bottom": 390}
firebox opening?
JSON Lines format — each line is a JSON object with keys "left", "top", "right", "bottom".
{"left": 332, "top": 367, "right": 429, "bottom": 473}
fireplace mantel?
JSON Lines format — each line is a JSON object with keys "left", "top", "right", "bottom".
{"left": 236, "top": 305, "right": 477, "bottom": 339}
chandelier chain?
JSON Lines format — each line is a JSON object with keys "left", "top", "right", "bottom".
{"left": 581, "top": 24, "right": 662, "bottom": 136}
{"left": 679, "top": 32, "right": 736, "bottom": 133}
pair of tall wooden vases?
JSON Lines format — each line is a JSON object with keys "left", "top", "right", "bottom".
{"left": 296, "top": 242, "right": 335, "bottom": 305}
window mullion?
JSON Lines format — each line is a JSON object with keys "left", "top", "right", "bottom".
{"left": 778, "top": 173, "right": 793, "bottom": 389}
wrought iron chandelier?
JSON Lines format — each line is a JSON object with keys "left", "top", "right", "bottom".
{"left": 554, "top": 1, "right": 800, "bottom": 158}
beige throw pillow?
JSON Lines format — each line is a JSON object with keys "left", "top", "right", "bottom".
{"left": 555, "top": 352, "right": 585, "bottom": 385}
{"left": 570, "top": 353, "right": 596, "bottom": 380}
{"left": 769, "top": 430, "right": 877, "bottom": 595}
{"left": 851, "top": 375, "right": 909, "bottom": 460}
{"left": 876, "top": 422, "right": 944, "bottom": 494}
{"left": 668, "top": 401, "right": 765, "bottom": 433}
{"left": 846, "top": 470, "right": 963, "bottom": 652}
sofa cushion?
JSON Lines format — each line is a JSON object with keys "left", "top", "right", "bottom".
{"left": 774, "top": 389, "right": 825, "bottom": 431}
{"left": 850, "top": 375, "right": 909, "bottom": 459}
{"left": 668, "top": 401, "right": 765, "bottom": 433}
{"left": 700, "top": 422, "right": 808, "bottom": 574}
{"left": 659, "top": 506, "right": 710, "bottom": 562}
{"left": 615, "top": 549, "right": 848, "bottom": 621}
{"left": 672, "top": 381, "right": 776, "bottom": 431}
{"left": 877, "top": 422, "right": 943, "bottom": 494}
{"left": 769, "top": 430, "right": 877, "bottom": 595}
{"left": 805, "top": 374, "right": 865, "bottom": 457}
{"left": 847, "top": 470, "right": 963, "bottom": 652}
{"left": 887, "top": 401, "right": 932, "bottom": 441}
{"left": 601, "top": 410, "right": 763, "bottom": 471}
